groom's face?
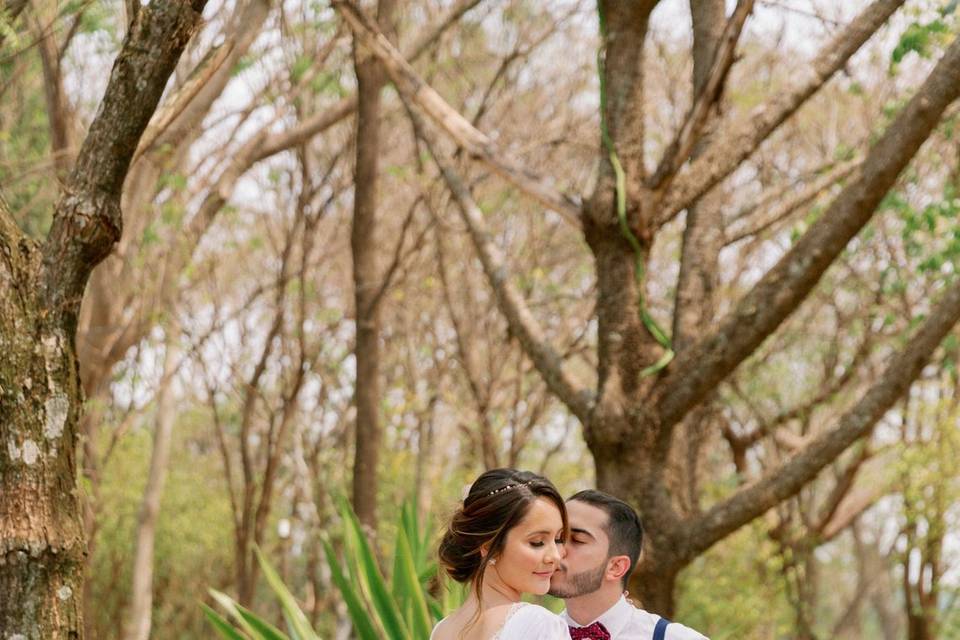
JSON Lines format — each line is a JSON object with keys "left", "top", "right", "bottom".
{"left": 548, "top": 500, "right": 610, "bottom": 598}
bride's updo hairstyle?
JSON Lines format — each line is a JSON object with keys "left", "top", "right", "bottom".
{"left": 438, "top": 468, "right": 568, "bottom": 596}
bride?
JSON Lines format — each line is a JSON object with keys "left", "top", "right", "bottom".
{"left": 430, "top": 468, "right": 570, "bottom": 640}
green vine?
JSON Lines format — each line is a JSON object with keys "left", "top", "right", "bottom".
{"left": 596, "top": 4, "right": 674, "bottom": 376}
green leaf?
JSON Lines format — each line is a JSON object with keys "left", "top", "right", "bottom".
{"left": 323, "top": 537, "right": 383, "bottom": 640}
{"left": 236, "top": 604, "right": 289, "bottom": 640}
{"left": 395, "top": 523, "right": 433, "bottom": 639}
{"left": 201, "top": 603, "right": 250, "bottom": 640}
{"left": 335, "top": 495, "right": 412, "bottom": 640}
{"left": 254, "top": 546, "right": 319, "bottom": 640}
{"left": 210, "top": 590, "right": 264, "bottom": 639}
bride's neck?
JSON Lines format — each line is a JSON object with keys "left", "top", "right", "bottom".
{"left": 472, "top": 569, "right": 522, "bottom": 609}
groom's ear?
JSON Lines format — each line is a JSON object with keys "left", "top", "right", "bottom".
{"left": 606, "top": 555, "right": 631, "bottom": 582}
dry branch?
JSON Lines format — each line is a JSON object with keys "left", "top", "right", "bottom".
{"left": 684, "top": 278, "right": 960, "bottom": 558}
{"left": 409, "top": 109, "right": 593, "bottom": 423}
{"left": 655, "top": 34, "right": 960, "bottom": 437}
{"left": 658, "top": 0, "right": 906, "bottom": 225}
{"left": 332, "top": 0, "right": 582, "bottom": 228}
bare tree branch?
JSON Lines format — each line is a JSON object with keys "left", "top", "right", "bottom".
{"left": 410, "top": 110, "right": 593, "bottom": 423}
{"left": 332, "top": 0, "right": 582, "bottom": 228}
{"left": 648, "top": 0, "right": 755, "bottom": 190}
{"left": 655, "top": 34, "right": 960, "bottom": 437}
{"left": 143, "top": 0, "right": 271, "bottom": 160}
{"left": 658, "top": 0, "right": 905, "bottom": 224}
{"left": 683, "top": 278, "right": 960, "bottom": 559}
{"left": 724, "top": 157, "right": 862, "bottom": 244}
{"left": 255, "top": 0, "right": 485, "bottom": 160}
{"left": 40, "top": 0, "right": 208, "bottom": 324}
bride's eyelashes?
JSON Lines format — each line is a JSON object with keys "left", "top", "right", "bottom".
{"left": 529, "top": 537, "right": 564, "bottom": 548}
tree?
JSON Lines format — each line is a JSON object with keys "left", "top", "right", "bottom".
{"left": 335, "top": 0, "right": 960, "bottom": 613}
{"left": 348, "top": 0, "right": 397, "bottom": 531}
{"left": 0, "top": 2, "right": 207, "bottom": 637}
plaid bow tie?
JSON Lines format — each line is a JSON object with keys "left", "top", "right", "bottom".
{"left": 569, "top": 621, "right": 611, "bottom": 640}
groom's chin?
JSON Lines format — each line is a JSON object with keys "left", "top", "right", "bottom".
{"left": 546, "top": 580, "right": 567, "bottom": 599}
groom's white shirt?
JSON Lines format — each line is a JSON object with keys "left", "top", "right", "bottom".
{"left": 561, "top": 596, "right": 708, "bottom": 640}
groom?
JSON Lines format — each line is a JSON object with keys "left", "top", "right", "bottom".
{"left": 549, "top": 490, "right": 708, "bottom": 640}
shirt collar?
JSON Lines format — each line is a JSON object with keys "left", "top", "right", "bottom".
{"left": 562, "top": 596, "right": 632, "bottom": 637}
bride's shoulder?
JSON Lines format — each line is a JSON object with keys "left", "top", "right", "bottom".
{"left": 502, "top": 603, "right": 567, "bottom": 637}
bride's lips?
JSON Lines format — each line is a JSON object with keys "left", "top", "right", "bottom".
{"left": 533, "top": 569, "right": 556, "bottom": 578}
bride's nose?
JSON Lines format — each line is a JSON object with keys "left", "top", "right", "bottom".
{"left": 545, "top": 540, "right": 563, "bottom": 563}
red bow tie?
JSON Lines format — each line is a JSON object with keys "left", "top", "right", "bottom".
{"left": 569, "top": 622, "right": 611, "bottom": 640}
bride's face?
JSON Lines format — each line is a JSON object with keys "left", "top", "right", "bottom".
{"left": 489, "top": 497, "right": 566, "bottom": 596}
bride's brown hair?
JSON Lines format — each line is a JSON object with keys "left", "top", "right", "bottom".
{"left": 438, "top": 468, "right": 568, "bottom": 603}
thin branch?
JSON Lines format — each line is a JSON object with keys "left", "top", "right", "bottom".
{"left": 368, "top": 195, "right": 423, "bottom": 313}
{"left": 332, "top": 0, "right": 582, "bottom": 228}
{"left": 655, "top": 34, "right": 960, "bottom": 438}
{"left": 724, "top": 157, "right": 862, "bottom": 245}
{"left": 683, "top": 277, "right": 960, "bottom": 559}
{"left": 649, "top": 0, "right": 756, "bottom": 190}
{"left": 255, "top": 0, "right": 485, "bottom": 160}
{"left": 658, "top": 0, "right": 906, "bottom": 225}
{"left": 40, "top": 0, "right": 207, "bottom": 322}
{"left": 409, "top": 109, "right": 593, "bottom": 423}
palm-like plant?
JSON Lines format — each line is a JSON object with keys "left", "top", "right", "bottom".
{"left": 204, "top": 495, "right": 464, "bottom": 640}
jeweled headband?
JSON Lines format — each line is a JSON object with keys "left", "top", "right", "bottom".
{"left": 487, "top": 481, "right": 531, "bottom": 496}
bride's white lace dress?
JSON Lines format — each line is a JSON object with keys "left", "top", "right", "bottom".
{"left": 430, "top": 602, "right": 568, "bottom": 640}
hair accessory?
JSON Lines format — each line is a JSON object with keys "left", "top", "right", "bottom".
{"left": 487, "top": 481, "right": 530, "bottom": 496}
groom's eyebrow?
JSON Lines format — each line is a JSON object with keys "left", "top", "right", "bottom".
{"left": 570, "top": 528, "right": 595, "bottom": 539}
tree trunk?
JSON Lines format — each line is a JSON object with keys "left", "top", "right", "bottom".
{"left": 0, "top": 240, "right": 86, "bottom": 639}
{"left": 122, "top": 320, "right": 180, "bottom": 640}
{"left": 629, "top": 561, "right": 679, "bottom": 619}
{"left": 349, "top": 0, "right": 396, "bottom": 530}
{"left": 0, "top": 3, "right": 206, "bottom": 637}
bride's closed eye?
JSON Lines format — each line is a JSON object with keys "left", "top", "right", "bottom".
{"left": 530, "top": 538, "right": 564, "bottom": 548}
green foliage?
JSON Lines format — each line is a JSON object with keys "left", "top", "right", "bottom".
{"left": 85, "top": 409, "right": 235, "bottom": 640}
{"left": 677, "top": 524, "right": 794, "bottom": 639}
{"left": 208, "top": 496, "right": 461, "bottom": 640}
{"left": 890, "top": 3, "right": 957, "bottom": 71}
{"left": 0, "top": 56, "right": 55, "bottom": 236}
{"left": 891, "top": 20, "right": 950, "bottom": 65}
{"left": 882, "top": 185, "right": 960, "bottom": 279}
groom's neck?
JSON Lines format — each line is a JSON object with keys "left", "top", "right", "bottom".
{"left": 564, "top": 584, "right": 622, "bottom": 626}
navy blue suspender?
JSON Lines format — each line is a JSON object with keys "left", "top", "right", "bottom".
{"left": 652, "top": 617, "right": 671, "bottom": 640}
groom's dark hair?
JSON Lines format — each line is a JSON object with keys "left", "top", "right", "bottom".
{"left": 568, "top": 490, "right": 643, "bottom": 587}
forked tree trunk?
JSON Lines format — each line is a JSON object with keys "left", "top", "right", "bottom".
{"left": 336, "top": 0, "right": 960, "bottom": 618}
{"left": 0, "top": 3, "right": 206, "bottom": 637}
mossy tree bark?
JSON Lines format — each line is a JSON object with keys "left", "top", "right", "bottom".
{"left": 0, "top": 3, "right": 207, "bottom": 637}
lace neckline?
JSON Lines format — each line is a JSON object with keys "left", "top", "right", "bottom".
{"left": 490, "top": 602, "right": 527, "bottom": 640}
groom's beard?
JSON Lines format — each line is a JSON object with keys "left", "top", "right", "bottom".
{"left": 548, "top": 562, "right": 606, "bottom": 598}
